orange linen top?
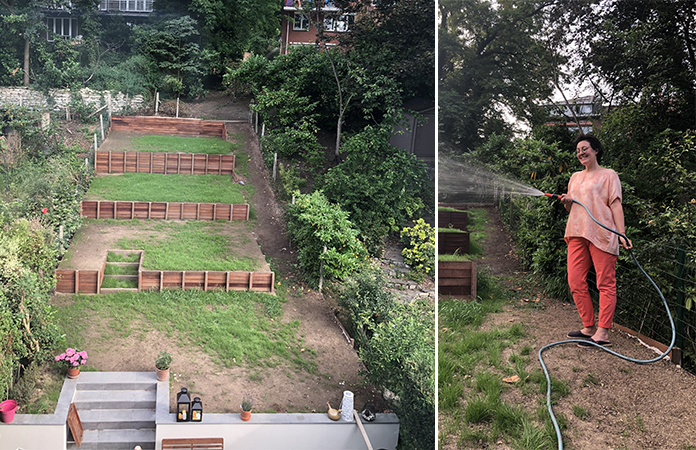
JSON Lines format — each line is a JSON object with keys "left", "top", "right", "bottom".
{"left": 564, "top": 168, "right": 622, "bottom": 256}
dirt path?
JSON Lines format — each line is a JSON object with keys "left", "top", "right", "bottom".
{"left": 442, "top": 205, "right": 696, "bottom": 449}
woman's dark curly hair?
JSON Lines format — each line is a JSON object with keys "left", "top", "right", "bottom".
{"left": 574, "top": 134, "right": 604, "bottom": 165}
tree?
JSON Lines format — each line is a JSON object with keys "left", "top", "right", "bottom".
{"left": 153, "top": 0, "right": 280, "bottom": 78}
{"left": 323, "top": 125, "right": 434, "bottom": 253}
{"left": 133, "top": 15, "right": 205, "bottom": 98}
{"left": 336, "top": 0, "right": 435, "bottom": 102}
{"left": 0, "top": 0, "right": 74, "bottom": 86}
{"left": 438, "top": 0, "right": 559, "bottom": 151}
{"left": 567, "top": 0, "right": 696, "bottom": 130}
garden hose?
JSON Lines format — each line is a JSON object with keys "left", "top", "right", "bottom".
{"left": 540, "top": 194, "right": 676, "bottom": 450}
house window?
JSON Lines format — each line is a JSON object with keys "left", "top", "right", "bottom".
{"left": 46, "top": 17, "right": 78, "bottom": 41}
{"left": 293, "top": 12, "right": 310, "bottom": 31}
{"left": 324, "top": 14, "right": 354, "bottom": 32}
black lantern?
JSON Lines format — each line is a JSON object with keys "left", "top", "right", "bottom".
{"left": 191, "top": 397, "right": 203, "bottom": 422}
{"left": 176, "top": 387, "right": 191, "bottom": 422}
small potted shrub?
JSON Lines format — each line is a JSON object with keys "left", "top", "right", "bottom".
{"left": 240, "top": 395, "right": 253, "bottom": 421}
{"left": 55, "top": 348, "right": 88, "bottom": 379}
{"left": 155, "top": 351, "right": 172, "bottom": 381}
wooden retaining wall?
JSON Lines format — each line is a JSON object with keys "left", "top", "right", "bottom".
{"left": 439, "top": 210, "right": 468, "bottom": 231}
{"left": 438, "top": 231, "right": 470, "bottom": 254}
{"left": 438, "top": 260, "right": 477, "bottom": 298}
{"left": 55, "top": 269, "right": 274, "bottom": 294}
{"left": 55, "top": 270, "right": 101, "bottom": 294}
{"left": 110, "top": 116, "right": 227, "bottom": 140}
{"left": 95, "top": 151, "right": 235, "bottom": 175}
{"left": 81, "top": 201, "right": 249, "bottom": 221}
{"left": 139, "top": 270, "right": 274, "bottom": 293}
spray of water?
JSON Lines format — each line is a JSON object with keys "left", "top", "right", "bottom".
{"left": 439, "top": 155, "right": 544, "bottom": 204}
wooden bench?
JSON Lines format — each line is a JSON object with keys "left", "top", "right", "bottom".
{"left": 161, "top": 438, "right": 224, "bottom": 450}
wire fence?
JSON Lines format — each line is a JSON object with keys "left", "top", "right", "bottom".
{"left": 497, "top": 194, "right": 696, "bottom": 375}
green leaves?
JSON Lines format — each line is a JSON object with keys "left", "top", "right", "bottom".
{"left": 323, "top": 126, "right": 434, "bottom": 253}
{"left": 285, "top": 191, "right": 368, "bottom": 286}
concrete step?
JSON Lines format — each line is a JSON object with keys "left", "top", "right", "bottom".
{"left": 68, "top": 372, "right": 157, "bottom": 450}
{"left": 68, "top": 428, "right": 156, "bottom": 450}
{"left": 73, "top": 389, "right": 156, "bottom": 410}
{"left": 78, "top": 408, "right": 156, "bottom": 430}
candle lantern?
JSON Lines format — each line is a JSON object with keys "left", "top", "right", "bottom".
{"left": 191, "top": 397, "right": 203, "bottom": 422}
{"left": 176, "top": 387, "right": 191, "bottom": 422}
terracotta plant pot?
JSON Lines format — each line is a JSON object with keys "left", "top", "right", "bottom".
{"left": 156, "top": 368, "right": 170, "bottom": 382}
{"left": 67, "top": 367, "right": 80, "bottom": 379}
{"left": 0, "top": 400, "right": 17, "bottom": 423}
{"left": 240, "top": 408, "right": 251, "bottom": 422}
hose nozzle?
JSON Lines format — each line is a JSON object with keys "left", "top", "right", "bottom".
{"left": 544, "top": 193, "right": 559, "bottom": 200}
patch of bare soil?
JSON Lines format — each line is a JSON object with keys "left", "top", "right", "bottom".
{"left": 442, "top": 205, "right": 696, "bottom": 449}
{"left": 50, "top": 91, "right": 386, "bottom": 416}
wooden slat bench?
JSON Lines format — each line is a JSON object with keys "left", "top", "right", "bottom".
{"left": 161, "top": 437, "right": 224, "bottom": 449}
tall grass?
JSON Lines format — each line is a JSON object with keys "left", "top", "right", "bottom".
{"left": 85, "top": 173, "right": 248, "bottom": 204}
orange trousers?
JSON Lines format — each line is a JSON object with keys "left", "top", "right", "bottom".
{"left": 567, "top": 237, "right": 617, "bottom": 329}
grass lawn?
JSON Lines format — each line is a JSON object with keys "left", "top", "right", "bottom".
{"left": 129, "top": 135, "right": 243, "bottom": 154}
{"left": 438, "top": 276, "right": 570, "bottom": 449}
{"left": 54, "top": 289, "right": 317, "bottom": 373}
{"left": 113, "top": 221, "right": 261, "bottom": 272}
{"left": 85, "top": 173, "right": 250, "bottom": 204}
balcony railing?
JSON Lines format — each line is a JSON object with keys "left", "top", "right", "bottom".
{"left": 99, "top": 0, "right": 153, "bottom": 13}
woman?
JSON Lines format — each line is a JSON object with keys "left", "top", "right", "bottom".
{"left": 559, "top": 135, "right": 632, "bottom": 347}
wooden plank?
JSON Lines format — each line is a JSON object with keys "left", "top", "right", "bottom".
{"left": 161, "top": 437, "right": 224, "bottom": 450}
{"left": 67, "top": 403, "right": 84, "bottom": 447}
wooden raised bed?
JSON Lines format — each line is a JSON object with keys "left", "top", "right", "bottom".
{"left": 438, "top": 260, "right": 477, "bottom": 298}
{"left": 438, "top": 230, "right": 470, "bottom": 254}
{"left": 81, "top": 201, "right": 249, "bottom": 221}
{"left": 55, "top": 270, "right": 101, "bottom": 294}
{"left": 110, "top": 115, "right": 227, "bottom": 140}
{"left": 139, "top": 270, "right": 274, "bottom": 293}
{"left": 439, "top": 209, "right": 468, "bottom": 231}
{"left": 95, "top": 151, "right": 235, "bottom": 175}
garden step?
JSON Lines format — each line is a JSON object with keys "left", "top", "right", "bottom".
{"left": 67, "top": 428, "right": 155, "bottom": 450}
{"left": 75, "top": 372, "right": 157, "bottom": 390}
{"left": 73, "top": 389, "right": 156, "bottom": 410}
{"left": 78, "top": 408, "right": 156, "bottom": 430}
{"left": 100, "top": 288, "right": 140, "bottom": 293}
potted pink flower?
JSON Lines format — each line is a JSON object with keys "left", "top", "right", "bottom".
{"left": 55, "top": 348, "right": 88, "bottom": 378}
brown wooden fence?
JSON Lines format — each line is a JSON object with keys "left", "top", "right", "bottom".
{"left": 110, "top": 116, "right": 228, "bottom": 140}
{"left": 139, "top": 270, "right": 274, "bottom": 293}
{"left": 55, "top": 269, "right": 274, "bottom": 294}
{"left": 439, "top": 210, "right": 468, "bottom": 231}
{"left": 81, "top": 201, "right": 249, "bottom": 221}
{"left": 438, "top": 231, "right": 470, "bottom": 254}
{"left": 95, "top": 151, "right": 235, "bottom": 175}
{"left": 439, "top": 260, "right": 477, "bottom": 297}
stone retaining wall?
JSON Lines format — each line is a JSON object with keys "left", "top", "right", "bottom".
{"left": 0, "top": 87, "right": 144, "bottom": 113}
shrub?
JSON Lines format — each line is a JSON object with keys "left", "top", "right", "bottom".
{"left": 0, "top": 218, "right": 62, "bottom": 397}
{"left": 400, "top": 219, "right": 435, "bottom": 276}
{"left": 285, "top": 191, "right": 368, "bottom": 286}
{"left": 323, "top": 126, "right": 434, "bottom": 253}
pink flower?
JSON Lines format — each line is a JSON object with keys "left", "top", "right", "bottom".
{"left": 41, "top": 208, "right": 48, "bottom": 214}
{"left": 66, "top": 348, "right": 76, "bottom": 356}
{"left": 72, "top": 361, "right": 79, "bottom": 366}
